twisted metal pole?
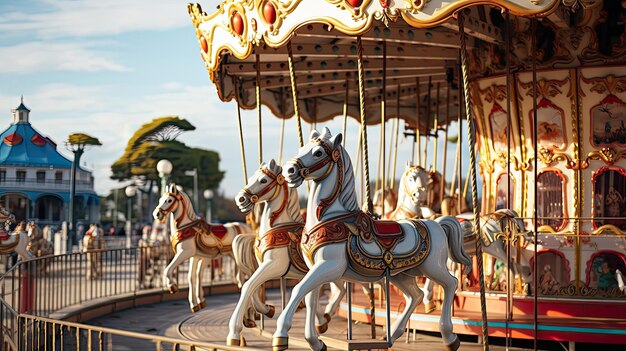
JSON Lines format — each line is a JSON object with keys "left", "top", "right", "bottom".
{"left": 458, "top": 13, "right": 490, "bottom": 350}
{"left": 255, "top": 54, "right": 263, "bottom": 165}
{"left": 287, "top": 41, "right": 304, "bottom": 148}
{"left": 233, "top": 77, "right": 248, "bottom": 183}
{"left": 416, "top": 77, "right": 421, "bottom": 167}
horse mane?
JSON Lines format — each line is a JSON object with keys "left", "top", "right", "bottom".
{"left": 178, "top": 191, "right": 199, "bottom": 221}
{"left": 338, "top": 146, "right": 359, "bottom": 212}
{"left": 286, "top": 188, "right": 304, "bottom": 223}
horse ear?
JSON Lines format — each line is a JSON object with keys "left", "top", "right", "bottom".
{"left": 321, "top": 126, "right": 332, "bottom": 140}
{"left": 330, "top": 133, "right": 342, "bottom": 148}
{"left": 268, "top": 159, "right": 276, "bottom": 171}
{"left": 309, "top": 129, "right": 320, "bottom": 141}
{"left": 405, "top": 161, "right": 411, "bottom": 171}
{"left": 167, "top": 183, "right": 175, "bottom": 193}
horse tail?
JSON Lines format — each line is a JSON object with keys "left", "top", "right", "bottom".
{"left": 435, "top": 216, "right": 472, "bottom": 274}
{"left": 231, "top": 234, "right": 258, "bottom": 288}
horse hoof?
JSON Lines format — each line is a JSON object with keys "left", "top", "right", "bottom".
{"left": 243, "top": 318, "right": 257, "bottom": 328}
{"left": 324, "top": 313, "right": 331, "bottom": 324}
{"left": 424, "top": 302, "right": 436, "bottom": 314}
{"left": 199, "top": 300, "right": 207, "bottom": 310}
{"left": 320, "top": 341, "right": 327, "bottom": 351}
{"left": 168, "top": 284, "right": 179, "bottom": 294}
{"left": 316, "top": 322, "right": 328, "bottom": 334}
{"left": 227, "top": 336, "right": 246, "bottom": 346}
{"left": 191, "top": 304, "right": 201, "bottom": 313}
{"left": 272, "top": 336, "right": 288, "bottom": 351}
{"left": 444, "top": 336, "right": 461, "bottom": 351}
{"left": 265, "top": 305, "right": 275, "bottom": 318}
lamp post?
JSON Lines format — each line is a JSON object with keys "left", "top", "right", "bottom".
{"left": 185, "top": 168, "right": 199, "bottom": 211}
{"left": 156, "top": 159, "right": 173, "bottom": 194}
{"left": 203, "top": 189, "right": 214, "bottom": 223}
{"left": 125, "top": 186, "right": 136, "bottom": 249}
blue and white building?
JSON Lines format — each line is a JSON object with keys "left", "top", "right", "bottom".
{"left": 0, "top": 99, "right": 99, "bottom": 226}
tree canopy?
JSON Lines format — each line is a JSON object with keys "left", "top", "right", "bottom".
{"left": 67, "top": 133, "right": 102, "bottom": 147}
{"left": 111, "top": 116, "right": 224, "bottom": 191}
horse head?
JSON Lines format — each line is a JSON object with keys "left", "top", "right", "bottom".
{"left": 283, "top": 127, "right": 343, "bottom": 188}
{"left": 402, "top": 163, "right": 430, "bottom": 207}
{"left": 235, "top": 159, "right": 285, "bottom": 213}
{"left": 0, "top": 205, "right": 15, "bottom": 225}
{"left": 153, "top": 183, "right": 182, "bottom": 222}
{"left": 27, "top": 222, "right": 42, "bottom": 240}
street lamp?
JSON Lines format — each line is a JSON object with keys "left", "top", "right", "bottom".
{"left": 125, "top": 185, "right": 137, "bottom": 249}
{"left": 156, "top": 159, "right": 173, "bottom": 194}
{"left": 203, "top": 189, "right": 214, "bottom": 223}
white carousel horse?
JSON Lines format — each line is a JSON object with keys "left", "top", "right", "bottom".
{"left": 153, "top": 184, "right": 253, "bottom": 313}
{"left": 273, "top": 127, "right": 471, "bottom": 351}
{"left": 26, "top": 222, "right": 54, "bottom": 274}
{"left": 422, "top": 209, "right": 533, "bottom": 312}
{"left": 370, "top": 186, "right": 398, "bottom": 218}
{"left": 0, "top": 210, "right": 33, "bottom": 261}
{"left": 227, "top": 159, "right": 347, "bottom": 346}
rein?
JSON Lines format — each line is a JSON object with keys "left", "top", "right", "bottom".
{"left": 293, "top": 138, "right": 343, "bottom": 220}
{"left": 243, "top": 168, "right": 289, "bottom": 227}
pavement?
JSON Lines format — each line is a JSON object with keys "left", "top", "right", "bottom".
{"left": 86, "top": 289, "right": 539, "bottom": 351}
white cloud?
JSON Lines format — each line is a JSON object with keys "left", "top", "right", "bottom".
{"left": 0, "top": 0, "right": 190, "bottom": 39}
{"left": 0, "top": 41, "right": 128, "bottom": 73}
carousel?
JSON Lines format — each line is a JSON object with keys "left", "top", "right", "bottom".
{"left": 184, "top": 0, "right": 626, "bottom": 350}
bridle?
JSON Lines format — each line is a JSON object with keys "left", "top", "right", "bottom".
{"left": 157, "top": 192, "right": 185, "bottom": 225}
{"left": 404, "top": 168, "right": 427, "bottom": 204}
{"left": 291, "top": 138, "right": 343, "bottom": 220}
{"left": 243, "top": 168, "right": 289, "bottom": 226}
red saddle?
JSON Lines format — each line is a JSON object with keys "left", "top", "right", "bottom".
{"left": 210, "top": 224, "right": 228, "bottom": 240}
{"left": 373, "top": 220, "right": 404, "bottom": 250}
{"left": 0, "top": 231, "right": 9, "bottom": 241}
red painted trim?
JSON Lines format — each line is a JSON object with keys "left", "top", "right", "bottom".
{"left": 585, "top": 250, "right": 626, "bottom": 286}
{"left": 591, "top": 166, "right": 626, "bottom": 229}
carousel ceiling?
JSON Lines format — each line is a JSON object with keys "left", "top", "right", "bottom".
{"left": 188, "top": 0, "right": 615, "bottom": 131}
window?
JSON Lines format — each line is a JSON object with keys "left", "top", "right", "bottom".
{"left": 55, "top": 171, "right": 63, "bottom": 184}
{"left": 0, "top": 169, "right": 5, "bottom": 183}
{"left": 36, "top": 171, "right": 45, "bottom": 184}
{"left": 16, "top": 170, "right": 26, "bottom": 183}
{"left": 537, "top": 171, "right": 566, "bottom": 230}
{"left": 593, "top": 167, "right": 626, "bottom": 230}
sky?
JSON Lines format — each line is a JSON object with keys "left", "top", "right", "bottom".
{"left": 0, "top": 0, "right": 472, "bottom": 198}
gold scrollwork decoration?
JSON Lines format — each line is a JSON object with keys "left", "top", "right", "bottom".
{"left": 582, "top": 74, "right": 626, "bottom": 96}
{"left": 537, "top": 146, "right": 576, "bottom": 168}
{"left": 325, "top": 0, "right": 372, "bottom": 21}
{"left": 403, "top": 0, "right": 429, "bottom": 13}
{"left": 479, "top": 84, "right": 507, "bottom": 104}
{"left": 492, "top": 152, "right": 528, "bottom": 171}
{"left": 519, "top": 77, "right": 569, "bottom": 99}
{"left": 585, "top": 147, "right": 626, "bottom": 165}
{"left": 256, "top": 0, "right": 303, "bottom": 36}
{"left": 592, "top": 224, "right": 626, "bottom": 236}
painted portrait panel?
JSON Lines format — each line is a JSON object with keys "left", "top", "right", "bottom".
{"left": 591, "top": 95, "right": 626, "bottom": 148}
{"left": 530, "top": 98, "right": 566, "bottom": 150}
{"left": 489, "top": 103, "right": 511, "bottom": 151}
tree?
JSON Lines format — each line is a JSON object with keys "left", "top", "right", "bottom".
{"left": 111, "top": 117, "right": 224, "bottom": 221}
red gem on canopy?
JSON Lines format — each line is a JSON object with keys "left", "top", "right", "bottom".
{"left": 379, "top": 0, "right": 389, "bottom": 8}
{"left": 346, "top": 0, "right": 363, "bottom": 7}
{"left": 31, "top": 134, "right": 46, "bottom": 146}
{"left": 263, "top": 2, "right": 277, "bottom": 24}
{"left": 231, "top": 12, "right": 244, "bottom": 36}
{"left": 200, "top": 36, "right": 208, "bottom": 53}
{"left": 4, "top": 132, "right": 22, "bottom": 146}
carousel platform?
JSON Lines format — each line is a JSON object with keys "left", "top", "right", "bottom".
{"left": 86, "top": 288, "right": 540, "bottom": 350}
{"left": 338, "top": 288, "right": 626, "bottom": 346}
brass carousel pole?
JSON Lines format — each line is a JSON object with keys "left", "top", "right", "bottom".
{"left": 441, "top": 81, "right": 451, "bottom": 205}
{"left": 504, "top": 11, "right": 513, "bottom": 350}
{"left": 458, "top": 13, "right": 490, "bottom": 350}
{"left": 342, "top": 80, "right": 350, "bottom": 147}
{"left": 391, "top": 84, "right": 401, "bottom": 190}
{"left": 457, "top": 66, "right": 464, "bottom": 210}
{"left": 278, "top": 88, "right": 286, "bottom": 165}
{"left": 233, "top": 77, "right": 248, "bottom": 183}
{"left": 287, "top": 41, "right": 305, "bottom": 148}
{"left": 531, "top": 19, "right": 539, "bottom": 351}
{"left": 256, "top": 54, "right": 263, "bottom": 166}
{"left": 381, "top": 41, "right": 387, "bottom": 217}
{"left": 357, "top": 36, "right": 375, "bottom": 338}
{"left": 433, "top": 82, "right": 440, "bottom": 174}
{"left": 424, "top": 76, "right": 432, "bottom": 168}
{"left": 416, "top": 77, "right": 422, "bottom": 167}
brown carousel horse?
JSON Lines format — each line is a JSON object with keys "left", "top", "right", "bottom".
{"left": 26, "top": 222, "right": 54, "bottom": 274}
{"left": 0, "top": 209, "right": 32, "bottom": 261}
{"left": 153, "top": 184, "right": 253, "bottom": 312}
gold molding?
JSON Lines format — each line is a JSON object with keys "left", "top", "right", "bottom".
{"left": 537, "top": 146, "right": 576, "bottom": 168}
{"left": 585, "top": 147, "right": 626, "bottom": 166}
{"left": 592, "top": 224, "right": 626, "bottom": 236}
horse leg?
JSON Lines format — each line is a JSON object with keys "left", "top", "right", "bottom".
{"left": 424, "top": 263, "right": 460, "bottom": 350}
{"left": 227, "top": 256, "right": 287, "bottom": 345}
{"left": 273, "top": 255, "right": 347, "bottom": 351}
{"left": 187, "top": 257, "right": 200, "bottom": 312}
{"left": 195, "top": 257, "right": 209, "bottom": 311}
{"left": 422, "top": 278, "right": 436, "bottom": 313}
{"left": 304, "top": 289, "right": 323, "bottom": 351}
{"left": 163, "top": 242, "right": 194, "bottom": 293}
{"left": 387, "top": 273, "right": 424, "bottom": 343}
{"left": 315, "top": 281, "right": 344, "bottom": 334}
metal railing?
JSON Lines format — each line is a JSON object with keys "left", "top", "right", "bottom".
{"left": 0, "top": 246, "right": 241, "bottom": 350}
{"left": 0, "top": 177, "right": 94, "bottom": 191}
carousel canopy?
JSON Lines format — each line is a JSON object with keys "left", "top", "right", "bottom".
{"left": 188, "top": 0, "right": 563, "bottom": 131}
